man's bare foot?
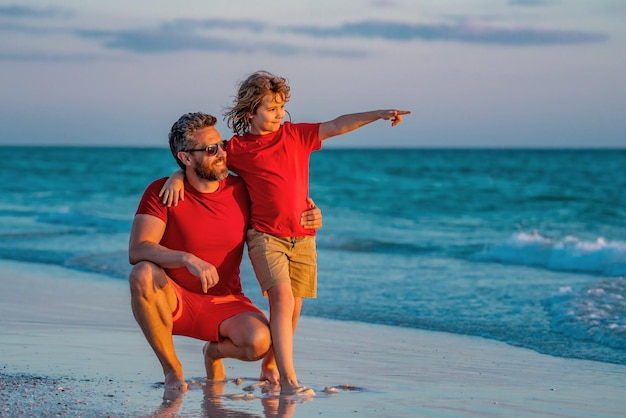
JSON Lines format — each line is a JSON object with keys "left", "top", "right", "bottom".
{"left": 161, "top": 386, "right": 185, "bottom": 406}
{"left": 260, "top": 354, "right": 280, "bottom": 385}
{"left": 261, "top": 396, "right": 298, "bottom": 417}
{"left": 164, "top": 370, "right": 188, "bottom": 391}
{"left": 281, "top": 385, "right": 315, "bottom": 397}
{"left": 260, "top": 365, "right": 280, "bottom": 385}
{"left": 203, "top": 342, "right": 227, "bottom": 381}
{"left": 158, "top": 386, "right": 185, "bottom": 417}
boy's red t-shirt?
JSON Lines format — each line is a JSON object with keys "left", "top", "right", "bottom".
{"left": 226, "top": 122, "right": 322, "bottom": 237}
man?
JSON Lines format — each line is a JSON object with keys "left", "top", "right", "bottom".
{"left": 128, "top": 112, "right": 321, "bottom": 391}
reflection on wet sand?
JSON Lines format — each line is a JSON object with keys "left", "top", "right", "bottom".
{"left": 152, "top": 378, "right": 320, "bottom": 418}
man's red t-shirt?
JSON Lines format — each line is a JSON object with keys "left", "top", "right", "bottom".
{"left": 135, "top": 175, "right": 249, "bottom": 296}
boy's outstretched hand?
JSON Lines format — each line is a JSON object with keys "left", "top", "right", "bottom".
{"left": 383, "top": 109, "right": 412, "bottom": 127}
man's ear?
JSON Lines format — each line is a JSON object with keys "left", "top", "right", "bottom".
{"left": 177, "top": 151, "right": 192, "bottom": 167}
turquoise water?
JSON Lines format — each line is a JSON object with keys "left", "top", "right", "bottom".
{"left": 1, "top": 146, "right": 625, "bottom": 364}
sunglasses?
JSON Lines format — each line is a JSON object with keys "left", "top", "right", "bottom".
{"left": 186, "top": 141, "right": 227, "bottom": 156}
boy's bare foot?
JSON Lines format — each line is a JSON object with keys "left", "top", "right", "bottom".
{"left": 278, "top": 373, "right": 305, "bottom": 396}
{"left": 203, "top": 342, "right": 227, "bottom": 381}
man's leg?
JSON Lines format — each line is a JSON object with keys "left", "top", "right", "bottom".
{"left": 128, "top": 262, "right": 185, "bottom": 390}
{"left": 202, "top": 310, "right": 271, "bottom": 381}
{"left": 260, "top": 349, "right": 279, "bottom": 384}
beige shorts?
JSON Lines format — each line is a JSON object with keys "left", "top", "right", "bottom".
{"left": 246, "top": 229, "right": 317, "bottom": 298}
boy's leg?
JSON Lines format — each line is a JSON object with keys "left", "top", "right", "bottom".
{"left": 288, "top": 234, "right": 316, "bottom": 338}
{"left": 272, "top": 236, "right": 315, "bottom": 393}
{"left": 247, "top": 230, "right": 299, "bottom": 389}
{"left": 247, "top": 230, "right": 315, "bottom": 394}
{"left": 267, "top": 282, "right": 300, "bottom": 393}
{"left": 292, "top": 296, "right": 303, "bottom": 332}
{"left": 260, "top": 296, "right": 302, "bottom": 384}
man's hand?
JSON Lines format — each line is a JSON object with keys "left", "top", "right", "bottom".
{"left": 184, "top": 255, "right": 220, "bottom": 293}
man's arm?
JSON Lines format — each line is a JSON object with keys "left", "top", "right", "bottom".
{"left": 128, "top": 214, "right": 219, "bottom": 292}
{"left": 318, "top": 109, "right": 411, "bottom": 141}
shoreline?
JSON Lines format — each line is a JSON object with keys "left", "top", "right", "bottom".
{"left": 1, "top": 259, "right": 625, "bottom": 417}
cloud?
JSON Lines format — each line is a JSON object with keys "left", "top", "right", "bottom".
{"left": 0, "top": 15, "right": 366, "bottom": 61}
{"left": 508, "top": 0, "right": 551, "bottom": 6}
{"left": 0, "top": 12, "right": 608, "bottom": 62}
{"left": 75, "top": 18, "right": 269, "bottom": 53}
{"left": 76, "top": 18, "right": 366, "bottom": 57}
{"left": 0, "top": 52, "right": 101, "bottom": 62}
{"left": 0, "top": 21, "right": 63, "bottom": 35}
{"left": 286, "top": 20, "right": 608, "bottom": 46}
{"left": 76, "top": 17, "right": 607, "bottom": 57}
{"left": 371, "top": 0, "right": 399, "bottom": 8}
{"left": 0, "top": 4, "right": 71, "bottom": 18}
{"left": 78, "top": 27, "right": 254, "bottom": 54}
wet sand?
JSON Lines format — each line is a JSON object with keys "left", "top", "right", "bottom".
{"left": 1, "top": 259, "right": 625, "bottom": 417}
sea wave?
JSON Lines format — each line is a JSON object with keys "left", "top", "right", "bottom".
{"left": 473, "top": 231, "right": 626, "bottom": 276}
{"left": 545, "top": 277, "right": 626, "bottom": 349}
{"left": 316, "top": 235, "right": 437, "bottom": 255}
{"left": 37, "top": 210, "right": 131, "bottom": 234}
{"left": 65, "top": 251, "right": 132, "bottom": 279}
{"left": 0, "top": 247, "right": 131, "bottom": 280}
{"left": 0, "top": 207, "right": 131, "bottom": 235}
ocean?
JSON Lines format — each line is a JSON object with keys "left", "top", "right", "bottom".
{"left": 1, "top": 146, "right": 625, "bottom": 365}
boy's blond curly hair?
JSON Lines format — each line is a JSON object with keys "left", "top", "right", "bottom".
{"left": 223, "top": 70, "right": 291, "bottom": 136}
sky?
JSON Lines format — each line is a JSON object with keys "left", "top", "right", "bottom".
{"left": 1, "top": 0, "right": 625, "bottom": 148}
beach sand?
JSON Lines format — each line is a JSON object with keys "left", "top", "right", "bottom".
{"left": 1, "top": 259, "right": 625, "bottom": 417}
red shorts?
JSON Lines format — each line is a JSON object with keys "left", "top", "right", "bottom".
{"left": 169, "top": 278, "right": 263, "bottom": 342}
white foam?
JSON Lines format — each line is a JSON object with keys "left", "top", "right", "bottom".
{"left": 475, "top": 231, "right": 626, "bottom": 276}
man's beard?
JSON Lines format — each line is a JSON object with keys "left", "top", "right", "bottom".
{"left": 194, "top": 157, "right": 229, "bottom": 181}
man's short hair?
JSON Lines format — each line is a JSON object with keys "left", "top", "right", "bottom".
{"left": 169, "top": 113, "right": 218, "bottom": 170}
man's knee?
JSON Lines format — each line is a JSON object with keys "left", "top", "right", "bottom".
{"left": 129, "top": 261, "right": 160, "bottom": 296}
{"left": 236, "top": 316, "right": 271, "bottom": 361}
{"left": 249, "top": 327, "right": 272, "bottom": 360}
